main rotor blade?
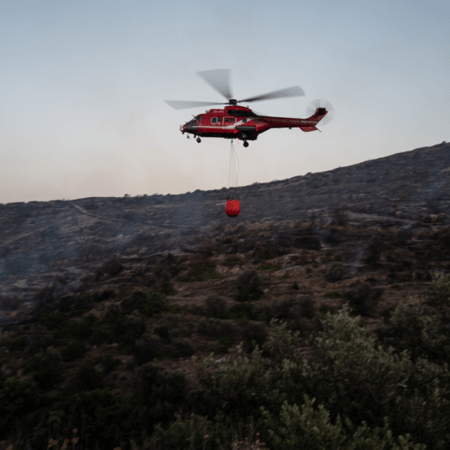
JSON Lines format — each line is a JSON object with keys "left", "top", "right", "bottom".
{"left": 197, "top": 69, "right": 233, "bottom": 101}
{"left": 238, "top": 86, "right": 305, "bottom": 103}
{"left": 165, "top": 100, "right": 225, "bottom": 110}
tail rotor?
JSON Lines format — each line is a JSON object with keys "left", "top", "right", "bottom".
{"left": 306, "top": 99, "right": 334, "bottom": 126}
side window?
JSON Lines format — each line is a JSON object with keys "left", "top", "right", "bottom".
{"left": 225, "top": 117, "right": 230, "bottom": 123}
{"left": 242, "top": 118, "right": 247, "bottom": 123}
{"left": 254, "top": 119, "right": 259, "bottom": 124}
{"left": 230, "top": 118, "right": 235, "bottom": 124}
{"left": 217, "top": 117, "right": 222, "bottom": 124}
{"left": 211, "top": 117, "right": 217, "bottom": 124}
{"left": 198, "top": 116, "right": 203, "bottom": 122}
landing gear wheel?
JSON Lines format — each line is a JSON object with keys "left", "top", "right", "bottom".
{"left": 196, "top": 137, "right": 201, "bottom": 143}
{"left": 243, "top": 141, "right": 249, "bottom": 148}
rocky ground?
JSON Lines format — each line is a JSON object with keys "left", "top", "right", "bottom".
{"left": 1, "top": 140, "right": 450, "bottom": 329}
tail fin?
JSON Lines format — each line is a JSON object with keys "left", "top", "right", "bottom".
{"left": 299, "top": 107, "right": 328, "bottom": 132}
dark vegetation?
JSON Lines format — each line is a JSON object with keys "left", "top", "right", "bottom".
{"left": 3, "top": 238, "right": 450, "bottom": 450}
{"left": 3, "top": 142, "right": 450, "bottom": 448}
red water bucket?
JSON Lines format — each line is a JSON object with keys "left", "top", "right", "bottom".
{"left": 225, "top": 199, "right": 240, "bottom": 217}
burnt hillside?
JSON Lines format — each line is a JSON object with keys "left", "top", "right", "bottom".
{"left": 0, "top": 141, "right": 449, "bottom": 323}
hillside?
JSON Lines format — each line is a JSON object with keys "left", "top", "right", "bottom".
{"left": 1, "top": 141, "right": 450, "bottom": 449}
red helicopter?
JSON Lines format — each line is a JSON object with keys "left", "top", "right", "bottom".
{"left": 166, "top": 69, "right": 334, "bottom": 147}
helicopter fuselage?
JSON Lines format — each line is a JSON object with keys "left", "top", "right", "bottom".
{"left": 181, "top": 105, "right": 327, "bottom": 142}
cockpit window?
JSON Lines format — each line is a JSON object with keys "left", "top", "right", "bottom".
{"left": 211, "top": 117, "right": 217, "bottom": 124}
{"left": 197, "top": 115, "right": 203, "bottom": 122}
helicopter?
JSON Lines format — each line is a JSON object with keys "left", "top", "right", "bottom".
{"left": 166, "top": 69, "right": 334, "bottom": 147}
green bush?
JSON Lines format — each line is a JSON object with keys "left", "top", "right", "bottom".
{"left": 220, "top": 255, "right": 243, "bottom": 266}
{"left": 320, "top": 304, "right": 336, "bottom": 315}
{"left": 29, "top": 347, "right": 65, "bottom": 389}
{"left": 112, "top": 314, "right": 146, "bottom": 346}
{"left": 39, "top": 312, "right": 68, "bottom": 330}
{"left": 178, "top": 264, "right": 218, "bottom": 282}
{"left": 263, "top": 398, "right": 426, "bottom": 450}
{"left": 324, "top": 291, "right": 342, "bottom": 299}
{"left": 325, "top": 264, "right": 349, "bottom": 282}
{"left": 198, "top": 318, "right": 237, "bottom": 339}
{"left": 259, "top": 264, "right": 278, "bottom": 272}
{"left": 242, "top": 321, "right": 268, "bottom": 353}
{"left": 343, "top": 283, "right": 383, "bottom": 317}
{"left": 62, "top": 339, "right": 86, "bottom": 362}
{"left": 89, "top": 324, "right": 111, "bottom": 345}
{"left": 236, "top": 270, "right": 264, "bottom": 302}
{"left": 134, "top": 334, "right": 162, "bottom": 365}
{"left": 425, "top": 273, "right": 450, "bottom": 318}
{"left": 101, "top": 353, "right": 121, "bottom": 373}
{"left": 75, "top": 364, "right": 103, "bottom": 391}
{"left": 380, "top": 303, "right": 450, "bottom": 363}
{"left": 197, "top": 346, "right": 278, "bottom": 420}
{"left": 230, "top": 302, "right": 256, "bottom": 320}
{"left": 138, "top": 292, "right": 168, "bottom": 317}
{"left": 203, "top": 294, "right": 229, "bottom": 319}
{"left": 148, "top": 414, "right": 216, "bottom": 450}
{"left": 155, "top": 325, "right": 170, "bottom": 339}
{"left": 7, "top": 334, "right": 27, "bottom": 353}
{"left": 166, "top": 338, "right": 195, "bottom": 358}
{"left": 0, "top": 376, "right": 38, "bottom": 430}
{"left": 136, "top": 362, "right": 188, "bottom": 428}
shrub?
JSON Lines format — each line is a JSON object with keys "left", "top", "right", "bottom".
{"left": 380, "top": 303, "right": 450, "bottom": 363}
{"left": 320, "top": 305, "right": 336, "bottom": 315}
{"left": 325, "top": 264, "right": 349, "bottom": 282}
{"left": 178, "top": 264, "right": 217, "bottom": 282}
{"left": 197, "top": 346, "right": 277, "bottom": 420}
{"left": 263, "top": 398, "right": 425, "bottom": 450}
{"left": 301, "top": 307, "right": 450, "bottom": 449}
{"left": 236, "top": 271, "right": 264, "bottom": 302}
{"left": 26, "top": 324, "right": 54, "bottom": 352}
{"left": 324, "top": 291, "right": 342, "bottom": 299}
{"left": 138, "top": 292, "right": 168, "bottom": 317}
{"left": 299, "top": 297, "right": 315, "bottom": 319}
{"left": 89, "top": 324, "right": 111, "bottom": 345}
{"left": 155, "top": 325, "right": 170, "bottom": 339}
{"left": 198, "top": 318, "right": 237, "bottom": 339}
{"left": 424, "top": 273, "right": 450, "bottom": 318}
{"left": 75, "top": 364, "right": 103, "bottom": 391}
{"left": 101, "top": 354, "right": 121, "bottom": 373}
{"left": 221, "top": 255, "right": 243, "bottom": 266}
{"left": 134, "top": 334, "right": 162, "bottom": 365}
{"left": 29, "top": 347, "right": 64, "bottom": 389}
{"left": 94, "top": 255, "right": 123, "bottom": 280}
{"left": 62, "top": 339, "right": 86, "bottom": 362}
{"left": 39, "top": 312, "right": 68, "bottom": 331}
{"left": 230, "top": 302, "right": 256, "bottom": 320}
{"left": 152, "top": 264, "right": 178, "bottom": 295}
{"left": 259, "top": 264, "right": 278, "bottom": 272}
{"left": 253, "top": 242, "right": 280, "bottom": 260}
{"left": 343, "top": 283, "right": 383, "bottom": 317}
{"left": 121, "top": 291, "right": 145, "bottom": 314}
{"left": 7, "top": 334, "right": 27, "bottom": 353}
{"left": 136, "top": 362, "right": 188, "bottom": 427}
{"left": 166, "top": 338, "right": 195, "bottom": 358}
{"left": 242, "top": 321, "right": 268, "bottom": 353}
{"left": 55, "top": 316, "right": 96, "bottom": 341}
{"left": 204, "top": 294, "right": 229, "bottom": 319}
{"left": 112, "top": 314, "right": 146, "bottom": 346}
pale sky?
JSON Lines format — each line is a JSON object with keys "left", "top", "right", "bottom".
{"left": 0, "top": 0, "right": 449, "bottom": 203}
